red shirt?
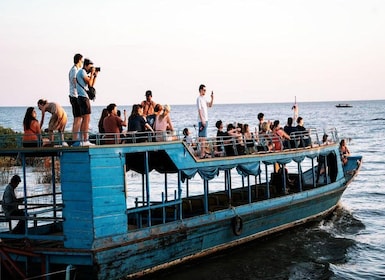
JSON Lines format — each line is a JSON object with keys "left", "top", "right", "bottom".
{"left": 103, "top": 115, "right": 125, "bottom": 144}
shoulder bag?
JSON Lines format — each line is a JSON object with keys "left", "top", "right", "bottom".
{"left": 76, "top": 78, "right": 96, "bottom": 101}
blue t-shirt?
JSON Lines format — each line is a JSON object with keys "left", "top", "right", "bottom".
{"left": 76, "top": 69, "right": 88, "bottom": 98}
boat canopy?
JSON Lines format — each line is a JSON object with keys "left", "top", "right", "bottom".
{"left": 125, "top": 148, "right": 330, "bottom": 182}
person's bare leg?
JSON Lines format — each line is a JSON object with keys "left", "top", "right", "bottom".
{"left": 81, "top": 114, "right": 91, "bottom": 141}
{"left": 49, "top": 130, "right": 54, "bottom": 143}
{"left": 199, "top": 137, "right": 206, "bottom": 158}
{"left": 72, "top": 116, "right": 82, "bottom": 141}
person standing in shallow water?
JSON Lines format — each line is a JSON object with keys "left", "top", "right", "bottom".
{"left": 196, "top": 84, "right": 214, "bottom": 158}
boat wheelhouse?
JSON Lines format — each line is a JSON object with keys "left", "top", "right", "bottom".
{"left": 0, "top": 128, "right": 362, "bottom": 279}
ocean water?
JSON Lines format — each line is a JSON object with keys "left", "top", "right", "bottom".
{"left": 1, "top": 100, "right": 385, "bottom": 279}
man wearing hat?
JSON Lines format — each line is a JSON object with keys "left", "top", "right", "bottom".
{"left": 141, "top": 90, "right": 157, "bottom": 117}
{"left": 2, "top": 175, "right": 25, "bottom": 233}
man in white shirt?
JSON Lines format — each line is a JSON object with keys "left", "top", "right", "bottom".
{"left": 68, "top": 53, "right": 83, "bottom": 142}
{"left": 196, "top": 84, "right": 214, "bottom": 158}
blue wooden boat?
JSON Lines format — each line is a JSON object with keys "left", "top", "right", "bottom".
{"left": 0, "top": 128, "right": 362, "bottom": 279}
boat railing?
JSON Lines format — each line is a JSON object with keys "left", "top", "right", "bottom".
{"left": 0, "top": 192, "right": 63, "bottom": 240}
{"left": 0, "top": 127, "right": 340, "bottom": 154}
{"left": 128, "top": 190, "right": 182, "bottom": 228}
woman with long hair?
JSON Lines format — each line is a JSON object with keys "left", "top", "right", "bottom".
{"left": 127, "top": 104, "right": 153, "bottom": 142}
{"left": 98, "top": 108, "right": 109, "bottom": 134}
{"left": 339, "top": 139, "right": 350, "bottom": 165}
{"left": 23, "top": 107, "right": 43, "bottom": 147}
{"left": 154, "top": 104, "right": 175, "bottom": 141}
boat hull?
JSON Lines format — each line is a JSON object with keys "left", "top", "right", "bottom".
{"left": 91, "top": 182, "right": 346, "bottom": 279}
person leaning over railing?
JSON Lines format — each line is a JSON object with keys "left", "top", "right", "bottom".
{"left": 37, "top": 99, "right": 68, "bottom": 146}
{"left": 339, "top": 139, "right": 351, "bottom": 165}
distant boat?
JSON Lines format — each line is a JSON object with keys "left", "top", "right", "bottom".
{"left": 336, "top": 103, "right": 353, "bottom": 108}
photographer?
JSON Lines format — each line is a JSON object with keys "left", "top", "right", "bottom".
{"left": 75, "top": 58, "right": 99, "bottom": 146}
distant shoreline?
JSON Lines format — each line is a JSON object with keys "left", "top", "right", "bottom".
{"left": 0, "top": 99, "right": 383, "bottom": 108}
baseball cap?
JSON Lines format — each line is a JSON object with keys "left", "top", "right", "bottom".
{"left": 84, "top": 58, "right": 94, "bottom": 66}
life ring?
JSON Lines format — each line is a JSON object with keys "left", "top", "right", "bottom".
{"left": 232, "top": 215, "right": 243, "bottom": 236}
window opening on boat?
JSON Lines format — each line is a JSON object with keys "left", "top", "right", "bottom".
{"left": 0, "top": 154, "right": 63, "bottom": 241}
{"left": 123, "top": 147, "right": 338, "bottom": 231}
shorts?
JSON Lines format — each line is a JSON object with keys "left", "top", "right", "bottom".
{"left": 48, "top": 111, "right": 67, "bottom": 132}
{"left": 78, "top": 96, "right": 91, "bottom": 115}
{"left": 198, "top": 122, "right": 208, "bottom": 137}
{"left": 69, "top": 96, "right": 81, "bottom": 118}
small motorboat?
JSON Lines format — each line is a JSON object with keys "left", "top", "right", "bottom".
{"left": 336, "top": 103, "right": 353, "bottom": 108}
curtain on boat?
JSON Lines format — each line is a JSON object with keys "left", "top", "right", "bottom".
{"left": 181, "top": 162, "right": 261, "bottom": 182}
{"left": 236, "top": 162, "right": 261, "bottom": 177}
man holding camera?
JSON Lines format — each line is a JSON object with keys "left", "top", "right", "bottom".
{"left": 74, "top": 58, "right": 99, "bottom": 146}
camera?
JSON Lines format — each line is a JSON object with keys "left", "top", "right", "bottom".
{"left": 95, "top": 67, "right": 101, "bottom": 72}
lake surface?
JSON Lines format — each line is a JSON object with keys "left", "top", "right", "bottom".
{"left": 1, "top": 99, "right": 384, "bottom": 279}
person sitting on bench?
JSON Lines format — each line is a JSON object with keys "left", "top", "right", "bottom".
{"left": 2, "top": 175, "right": 25, "bottom": 234}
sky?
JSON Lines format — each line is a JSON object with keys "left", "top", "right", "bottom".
{"left": 0, "top": 0, "right": 384, "bottom": 107}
